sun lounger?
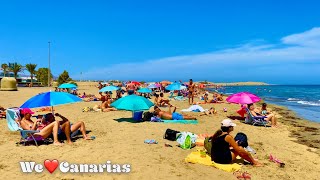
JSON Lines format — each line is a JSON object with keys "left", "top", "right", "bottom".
{"left": 6, "top": 108, "right": 46, "bottom": 146}
{"left": 245, "top": 108, "right": 268, "bottom": 127}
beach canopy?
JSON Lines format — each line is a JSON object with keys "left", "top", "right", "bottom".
{"left": 20, "top": 91, "right": 82, "bottom": 109}
{"left": 226, "top": 92, "right": 261, "bottom": 105}
{"left": 58, "top": 83, "right": 77, "bottom": 89}
{"left": 147, "top": 83, "right": 160, "bottom": 89}
{"left": 111, "top": 95, "right": 153, "bottom": 111}
{"left": 99, "top": 85, "right": 119, "bottom": 92}
{"left": 137, "top": 88, "right": 152, "bottom": 93}
{"left": 166, "top": 82, "right": 187, "bottom": 91}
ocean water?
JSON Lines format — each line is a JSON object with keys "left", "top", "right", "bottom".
{"left": 207, "top": 85, "right": 320, "bottom": 123}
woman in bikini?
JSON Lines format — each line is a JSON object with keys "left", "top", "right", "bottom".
{"left": 18, "top": 108, "right": 69, "bottom": 145}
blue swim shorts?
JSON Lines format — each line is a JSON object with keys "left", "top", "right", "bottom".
{"left": 172, "top": 112, "right": 183, "bottom": 120}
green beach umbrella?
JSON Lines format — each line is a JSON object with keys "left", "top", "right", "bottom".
{"left": 111, "top": 95, "right": 154, "bottom": 111}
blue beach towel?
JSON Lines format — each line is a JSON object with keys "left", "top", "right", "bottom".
{"left": 163, "top": 120, "right": 198, "bottom": 124}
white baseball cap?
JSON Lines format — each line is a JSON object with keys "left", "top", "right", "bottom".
{"left": 221, "top": 119, "right": 236, "bottom": 127}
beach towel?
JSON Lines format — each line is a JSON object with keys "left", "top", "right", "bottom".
{"left": 162, "top": 120, "right": 198, "bottom": 124}
{"left": 185, "top": 151, "right": 242, "bottom": 172}
{"left": 150, "top": 117, "right": 198, "bottom": 124}
{"left": 181, "top": 105, "right": 206, "bottom": 112}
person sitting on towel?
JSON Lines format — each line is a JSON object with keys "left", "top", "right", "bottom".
{"left": 153, "top": 106, "right": 196, "bottom": 120}
{"left": 211, "top": 119, "right": 263, "bottom": 166}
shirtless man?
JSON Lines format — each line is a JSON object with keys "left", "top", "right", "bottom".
{"left": 248, "top": 103, "right": 277, "bottom": 127}
{"left": 126, "top": 81, "right": 135, "bottom": 95}
{"left": 97, "top": 81, "right": 103, "bottom": 90}
{"left": 154, "top": 106, "right": 196, "bottom": 120}
{"left": 188, "top": 79, "right": 196, "bottom": 105}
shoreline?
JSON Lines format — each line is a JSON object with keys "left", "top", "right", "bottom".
{"left": 265, "top": 103, "right": 320, "bottom": 154}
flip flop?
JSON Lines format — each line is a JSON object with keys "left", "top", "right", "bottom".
{"left": 242, "top": 171, "right": 251, "bottom": 180}
{"left": 233, "top": 171, "right": 245, "bottom": 180}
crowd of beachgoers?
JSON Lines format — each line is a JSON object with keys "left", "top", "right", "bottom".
{"left": 0, "top": 79, "right": 291, "bottom": 179}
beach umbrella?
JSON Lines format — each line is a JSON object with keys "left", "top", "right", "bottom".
{"left": 137, "top": 88, "right": 152, "bottom": 93}
{"left": 99, "top": 85, "right": 119, "bottom": 92}
{"left": 147, "top": 84, "right": 160, "bottom": 89}
{"left": 58, "top": 83, "right": 77, "bottom": 89}
{"left": 111, "top": 95, "right": 154, "bottom": 111}
{"left": 166, "top": 83, "right": 187, "bottom": 91}
{"left": 226, "top": 92, "right": 261, "bottom": 105}
{"left": 161, "top": 80, "right": 171, "bottom": 85}
{"left": 131, "top": 81, "right": 141, "bottom": 86}
{"left": 20, "top": 91, "right": 82, "bottom": 109}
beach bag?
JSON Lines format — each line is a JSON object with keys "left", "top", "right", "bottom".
{"left": 204, "top": 137, "right": 212, "bottom": 155}
{"left": 142, "top": 112, "right": 154, "bottom": 121}
{"left": 164, "top": 129, "right": 180, "bottom": 141}
{"left": 180, "top": 135, "right": 192, "bottom": 149}
{"left": 234, "top": 132, "right": 248, "bottom": 147}
{"left": 176, "top": 132, "right": 197, "bottom": 149}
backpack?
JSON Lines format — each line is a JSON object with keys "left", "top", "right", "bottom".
{"left": 163, "top": 129, "right": 180, "bottom": 141}
{"left": 142, "top": 112, "right": 154, "bottom": 121}
{"left": 234, "top": 132, "right": 248, "bottom": 147}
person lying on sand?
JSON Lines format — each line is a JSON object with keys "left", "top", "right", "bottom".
{"left": 211, "top": 119, "right": 263, "bottom": 166}
{"left": 0, "top": 106, "right": 6, "bottom": 118}
{"left": 200, "top": 107, "right": 217, "bottom": 116}
{"left": 154, "top": 105, "right": 197, "bottom": 120}
{"left": 18, "top": 108, "right": 67, "bottom": 146}
{"left": 248, "top": 103, "right": 277, "bottom": 127}
{"left": 36, "top": 106, "right": 53, "bottom": 112}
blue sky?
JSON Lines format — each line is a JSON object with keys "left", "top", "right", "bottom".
{"left": 0, "top": 0, "right": 320, "bottom": 84}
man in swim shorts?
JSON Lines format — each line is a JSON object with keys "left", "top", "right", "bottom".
{"left": 188, "top": 79, "right": 196, "bottom": 105}
{"left": 154, "top": 106, "right": 197, "bottom": 120}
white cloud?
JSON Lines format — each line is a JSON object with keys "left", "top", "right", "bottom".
{"left": 74, "top": 27, "right": 320, "bottom": 81}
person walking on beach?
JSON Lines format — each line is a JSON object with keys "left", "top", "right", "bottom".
{"left": 188, "top": 79, "right": 196, "bottom": 105}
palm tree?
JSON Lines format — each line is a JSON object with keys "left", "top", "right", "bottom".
{"left": 10, "top": 63, "right": 23, "bottom": 80}
{"left": 25, "top": 63, "right": 37, "bottom": 86}
{"left": 1, "top": 63, "right": 8, "bottom": 77}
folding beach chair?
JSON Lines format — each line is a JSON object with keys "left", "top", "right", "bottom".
{"left": 6, "top": 108, "right": 45, "bottom": 146}
{"left": 245, "top": 108, "right": 268, "bottom": 127}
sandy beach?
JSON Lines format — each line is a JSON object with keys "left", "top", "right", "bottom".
{"left": 0, "top": 82, "right": 320, "bottom": 180}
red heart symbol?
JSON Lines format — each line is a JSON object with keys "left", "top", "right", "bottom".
{"left": 44, "top": 159, "right": 59, "bottom": 173}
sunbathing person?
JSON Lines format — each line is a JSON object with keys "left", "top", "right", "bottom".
{"left": 0, "top": 106, "right": 6, "bottom": 117}
{"left": 159, "top": 93, "right": 171, "bottom": 106}
{"left": 18, "top": 108, "right": 67, "bottom": 145}
{"left": 154, "top": 106, "right": 196, "bottom": 120}
{"left": 45, "top": 113, "right": 93, "bottom": 140}
{"left": 201, "top": 107, "right": 217, "bottom": 116}
{"left": 248, "top": 103, "right": 277, "bottom": 127}
{"left": 211, "top": 119, "right": 263, "bottom": 166}
{"left": 154, "top": 94, "right": 160, "bottom": 106}
{"left": 101, "top": 96, "right": 117, "bottom": 112}
{"left": 259, "top": 103, "right": 271, "bottom": 115}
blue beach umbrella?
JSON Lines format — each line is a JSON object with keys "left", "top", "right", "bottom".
{"left": 111, "top": 95, "right": 154, "bottom": 111}
{"left": 166, "top": 83, "right": 187, "bottom": 91}
{"left": 20, "top": 92, "right": 82, "bottom": 109}
{"left": 137, "top": 88, "right": 152, "bottom": 93}
{"left": 99, "top": 85, "right": 119, "bottom": 92}
{"left": 58, "top": 83, "right": 77, "bottom": 89}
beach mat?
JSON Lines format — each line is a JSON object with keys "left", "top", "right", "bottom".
{"left": 162, "top": 120, "right": 198, "bottom": 124}
{"left": 185, "top": 151, "right": 241, "bottom": 172}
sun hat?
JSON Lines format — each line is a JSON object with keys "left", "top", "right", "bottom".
{"left": 21, "top": 108, "right": 35, "bottom": 115}
{"left": 221, "top": 119, "right": 236, "bottom": 127}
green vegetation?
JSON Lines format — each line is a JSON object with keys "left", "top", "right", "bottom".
{"left": 25, "top": 63, "right": 37, "bottom": 86}
{"left": 36, "top": 68, "right": 52, "bottom": 86}
{"left": 57, "top": 70, "right": 73, "bottom": 85}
